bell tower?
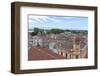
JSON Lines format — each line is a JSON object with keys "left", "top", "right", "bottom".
{"left": 72, "top": 36, "right": 81, "bottom": 59}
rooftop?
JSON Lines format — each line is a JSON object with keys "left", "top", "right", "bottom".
{"left": 28, "top": 47, "right": 65, "bottom": 60}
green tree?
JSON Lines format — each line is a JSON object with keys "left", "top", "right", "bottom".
{"left": 31, "top": 27, "right": 40, "bottom": 36}
{"left": 31, "top": 27, "right": 45, "bottom": 35}
{"left": 50, "top": 29, "right": 64, "bottom": 34}
{"left": 33, "top": 27, "right": 40, "bottom": 34}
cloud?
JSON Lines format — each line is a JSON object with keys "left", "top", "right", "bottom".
{"left": 29, "top": 15, "right": 48, "bottom": 23}
{"left": 28, "top": 15, "right": 88, "bottom": 30}
{"left": 64, "top": 21, "right": 81, "bottom": 24}
{"left": 29, "top": 15, "right": 60, "bottom": 23}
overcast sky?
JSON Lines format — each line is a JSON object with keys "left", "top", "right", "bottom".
{"left": 28, "top": 15, "right": 88, "bottom": 30}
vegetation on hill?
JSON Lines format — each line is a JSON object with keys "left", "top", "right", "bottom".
{"left": 30, "top": 27, "right": 87, "bottom": 36}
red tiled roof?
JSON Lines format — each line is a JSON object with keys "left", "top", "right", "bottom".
{"left": 28, "top": 47, "right": 65, "bottom": 60}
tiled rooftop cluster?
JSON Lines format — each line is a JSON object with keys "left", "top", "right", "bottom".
{"left": 28, "top": 32, "right": 88, "bottom": 60}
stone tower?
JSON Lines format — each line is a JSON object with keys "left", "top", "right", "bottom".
{"left": 72, "top": 36, "right": 81, "bottom": 59}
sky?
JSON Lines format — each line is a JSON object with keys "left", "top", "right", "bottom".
{"left": 28, "top": 15, "right": 88, "bottom": 30}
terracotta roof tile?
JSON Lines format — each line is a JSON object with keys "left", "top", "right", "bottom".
{"left": 28, "top": 47, "right": 65, "bottom": 60}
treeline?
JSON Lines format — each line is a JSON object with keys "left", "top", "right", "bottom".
{"left": 31, "top": 27, "right": 87, "bottom": 36}
{"left": 65, "top": 30, "right": 88, "bottom": 34}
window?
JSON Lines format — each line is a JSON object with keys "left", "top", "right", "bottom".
{"left": 66, "top": 53, "right": 67, "bottom": 59}
{"left": 70, "top": 54, "right": 71, "bottom": 58}
{"left": 37, "top": 42, "right": 40, "bottom": 47}
{"left": 61, "top": 52, "right": 63, "bottom": 55}
{"left": 76, "top": 55, "right": 79, "bottom": 59}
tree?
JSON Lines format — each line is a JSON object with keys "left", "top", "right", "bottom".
{"left": 33, "top": 27, "right": 40, "bottom": 34}
{"left": 31, "top": 32, "right": 37, "bottom": 36}
{"left": 50, "top": 29, "right": 64, "bottom": 34}
{"left": 31, "top": 27, "right": 45, "bottom": 36}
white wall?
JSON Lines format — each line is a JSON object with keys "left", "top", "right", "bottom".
{"left": 0, "top": 0, "right": 100, "bottom": 76}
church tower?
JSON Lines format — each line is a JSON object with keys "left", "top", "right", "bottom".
{"left": 72, "top": 36, "right": 81, "bottom": 59}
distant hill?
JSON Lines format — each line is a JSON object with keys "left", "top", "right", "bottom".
{"left": 28, "top": 28, "right": 88, "bottom": 35}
